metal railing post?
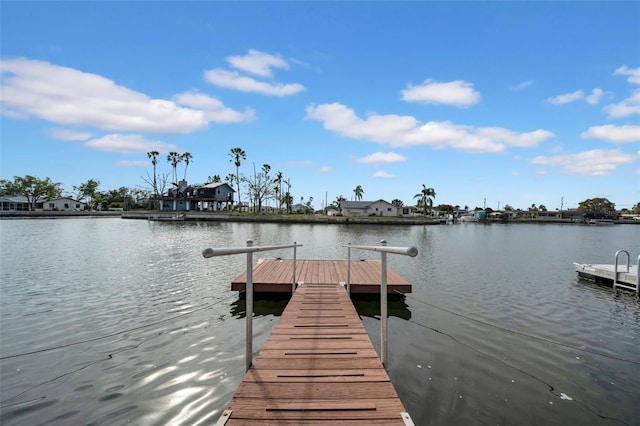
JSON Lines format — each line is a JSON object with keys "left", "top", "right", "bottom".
{"left": 343, "top": 241, "right": 418, "bottom": 368}
{"left": 380, "top": 240, "right": 388, "bottom": 367}
{"left": 245, "top": 239, "right": 254, "bottom": 371}
{"left": 292, "top": 241, "right": 297, "bottom": 294}
{"left": 202, "top": 240, "right": 304, "bottom": 372}
{"left": 347, "top": 243, "right": 351, "bottom": 294}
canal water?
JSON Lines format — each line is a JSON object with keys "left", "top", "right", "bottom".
{"left": 0, "top": 218, "right": 638, "bottom": 425}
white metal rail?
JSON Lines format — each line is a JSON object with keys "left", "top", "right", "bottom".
{"left": 346, "top": 241, "right": 418, "bottom": 367}
{"left": 202, "top": 240, "right": 302, "bottom": 371}
{"left": 613, "top": 249, "right": 639, "bottom": 294}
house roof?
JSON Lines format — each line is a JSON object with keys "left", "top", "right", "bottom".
{"left": 341, "top": 199, "right": 393, "bottom": 209}
{"left": 0, "top": 196, "right": 84, "bottom": 203}
{"left": 50, "top": 197, "right": 84, "bottom": 203}
{"left": 199, "top": 182, "right": 235, "bottom": 191}
{"left": 0, "top": 195, "right": 30, "bottom": 203}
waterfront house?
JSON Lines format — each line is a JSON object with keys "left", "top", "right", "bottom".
{"left": 0, "top": 195, "right": 39, "bottom": 211}
{"left": 158, "top": 181, "right": 235, "bottom": 211}
{"left": 340, "top": 200, "right": 399, "bottom": 217}
{"left": 0, "top": 195, "right": 85, "bottom": 211}
{"left": 43, "top": 197, "right": 86, "bottom": 211}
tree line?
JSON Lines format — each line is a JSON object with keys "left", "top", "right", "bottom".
{"left": 2, "top": 159, "right": 638, "bottom": 215}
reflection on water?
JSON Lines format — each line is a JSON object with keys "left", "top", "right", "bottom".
{"left": 229, "top": 295, "right": 289, "bottom": 317}
{"left": 0, "top": 219, "right": 639, "bottom": 425}
{"left": 229, "top": 293, "right": 412, "bottom": 320}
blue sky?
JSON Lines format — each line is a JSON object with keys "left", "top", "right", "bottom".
{"left": 1, "top": 1, "right": 639, "bottom": 211}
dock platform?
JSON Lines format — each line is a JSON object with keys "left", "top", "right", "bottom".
{"left": 574, "top": 262, "right": 638, "bottom": 290}
{"left": 231, "top": 258, "right": 412, "bottom": 294}
{"left": 219, "top": 282, "right": 411, "bottom": 424}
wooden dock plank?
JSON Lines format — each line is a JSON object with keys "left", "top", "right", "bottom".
{"left": 222, "top": 283, "right": 410, "bottom": 424}
{"left": 231, "top": 258, "right": 412, "bottom": 294}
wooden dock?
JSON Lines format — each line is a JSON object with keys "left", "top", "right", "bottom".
{"left": 231, "top": 258, "right": 412, "bottom": 294}
{"left": 219, "top": 282, "right": 412, "bottom": 425}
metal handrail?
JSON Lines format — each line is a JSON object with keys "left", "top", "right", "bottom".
{"left": 202, "top": 240, "right": 303, "bottom": 371}
{"left": 612, "top": 250, "right": 639, "bottom": 295}
{"left": 346, "top": 240, "right": 418, "bottom": 367}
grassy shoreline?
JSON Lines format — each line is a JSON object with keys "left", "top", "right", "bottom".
{"left": 2, "top": 210, "right": 638, "bottom": 225}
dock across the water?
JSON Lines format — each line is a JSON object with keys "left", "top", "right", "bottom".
{"left": 574, "top": 249, "right": 639, "bottom": 294}
{"left": 231, "top": 258, "right": 412, "bottom": 294}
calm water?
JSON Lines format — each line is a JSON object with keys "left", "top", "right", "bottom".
{"left": 0, "top": 218, "right": 638, "bottom": 425}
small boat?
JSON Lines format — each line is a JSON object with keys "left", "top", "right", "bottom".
{"left": 148, "top": 212, "right": 185, "bottom": 221}
{"left": 587, "top": 218, "right": 615, "bottom": 225}
{"left": 458, "top": 214, "right": 479, "bottom": 223}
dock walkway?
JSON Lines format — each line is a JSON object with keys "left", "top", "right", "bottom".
{"left": 219, "top": 282, "right": 411, "bottom": 425}
{"left": 231, "top": 258, "right": 412, "bottom": 294}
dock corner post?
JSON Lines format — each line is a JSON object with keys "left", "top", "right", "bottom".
{"left": 246, "top": 239, "right": 254, "bottom": 372}
{"left": 347, "top": 243, "right": 351, "bottom": 294}
{"left": 292, "top": 241, "right": 297, "bottom": 294}
{"left": 380, "top": 239, "right": 388, "bottom": 368}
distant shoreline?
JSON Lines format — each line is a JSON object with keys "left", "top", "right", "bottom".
{"left": 3, "top": 210, "right": 638, "bottom": 225}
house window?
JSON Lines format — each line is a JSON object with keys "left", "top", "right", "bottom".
{"left": 49, "top": 203, "right": 54, "bottom": 208}
{"left": 387, "top": 208, "right": 391, "bottom": 211}
{"left": 76, "top": 204, "right": 80, "bottom": 208}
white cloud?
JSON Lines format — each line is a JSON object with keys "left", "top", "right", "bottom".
{"left": 614, "top": 65, "right": 640, "bottom": 85}
{"left": 305, "top": 102, "right": 554, "bottom": 153}
{"left": 47, "top": 128, "right": 92, "bottom": 141}
{"left": 84, "top": 134, "right": 177, "bottom": 153}
{"left": 174, "top": 91, "right": 254, "bottom": 122}
{"left": 531, "top": 149, "right": 636, "bottom": 176}
{"left": 580, "top": 124, "right": 640, "bottom": 143}
{"left": 319, "top": 166, "right": 333, "bottom": 173}
{"left": 585, "top": 88, "right": 604, "bottom": 105}
{"left": 373, "top": 171, "right": 394, "bottom": 179}
{"left": 0, "top": 58, "right": 209, "bottom": 134}
{"left": 401, "top": 79, "right": 480, "bottom": 107}
{"left": 511, "top": 171, "right": 521, "bottom": 176}
{"left": 546, "top": 90, "right": 584, "bottom": 104}
{"left": 603, "top": 89, "right": 640, "bottom": 118}
{"left": 115, "top": 160, "right": 150, "bottom": 167}
{"left": 510, "top": 80, "right": 533, "bottom": 91}
{"left": 357, "top": 152, "right": 407, "bottom": 164}
{"left": 227, "top": 49, "right": 289, "bottom": 77}
{"left": 204, "top": 68, "right": 304, "bottom": 96}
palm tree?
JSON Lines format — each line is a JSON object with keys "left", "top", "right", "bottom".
{"left": 353, "top": 185, "right": 364, "bottom": 201}
{"left": 229, "top": 147, "right": 246, "bottom": 206}
{"left": 414, "top": 184, "right": 436, "bottom": 216}
{"left": 391, "top": 199, "right": 404, "bottom": 208}
{"left": 181, "top": 152, "right": 193, "bottom": 181}
{"left": 274, "top": 171, "right": 283, "bottom": 211}
{"left": 147, "top": 151, "right": 159, "bottom": 196}
{"left": 167, "top": 151, "right": 182, "bottom": 186}
{"left": 282, "top": 191, "right": 293, "bottom": 214}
